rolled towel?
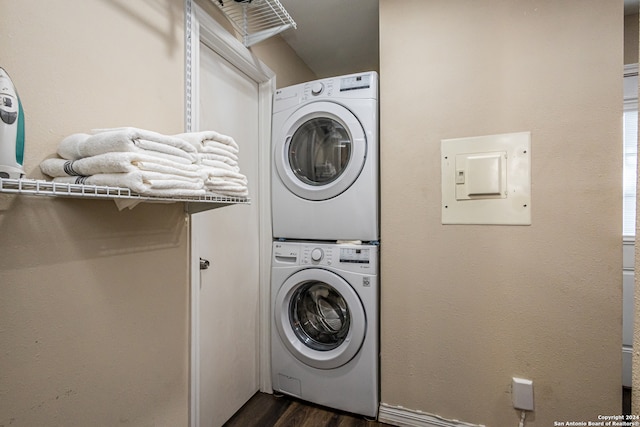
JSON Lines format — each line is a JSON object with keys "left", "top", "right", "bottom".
{"left": 176, "top": 131, "right": 239, "bottom": 153}
{"left": 58, "top": 128, "right": 197, "bottom": 162}
{"left": 40, "top": 152, "right": 205, "bottom": 179}
{"left": 52, "top": 171, "right": 205, "bottom": 197}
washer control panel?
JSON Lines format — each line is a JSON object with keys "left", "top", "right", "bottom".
{"left": 339, "top": 247, "right": 370, "bottom": 264}
{"left": 310, "top": 248, "right": 324, "bottom": 261}
{"left": 273, "top": 242, "right": 378, "bottom": 272}
{"left": 301, "top": 246, "right": 333, "bottom": 265}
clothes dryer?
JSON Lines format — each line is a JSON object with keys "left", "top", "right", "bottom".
{"left": 271, "top": 240, "right": 379, "bottom": 417}
{"left": 272, "top": 72, "right": 378, "bottom": 241}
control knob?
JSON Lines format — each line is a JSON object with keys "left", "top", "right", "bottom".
{"left": 311, "top": 248, "right": 324, "bottom": 262}
{"left": 311, "top": 82, "right": 324, "bottom": 96}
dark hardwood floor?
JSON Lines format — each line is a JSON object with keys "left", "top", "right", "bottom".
{"left": 223, "top": 388, "right": 633, "bottom": 426}
{"left": 624, "top": 387, "right": 631, "bottom": 415}
{"left": 223, "top": 392, "right": 392, "bottom": 427}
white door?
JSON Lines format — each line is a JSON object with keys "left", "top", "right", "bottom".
{"left": 273, "top": 268, "right": 367, "bottom": 369}
{"left": 273, "top": 102, "right": 367, "bottom": 201}
{"left": 192, "top": 41, "right": 260, "bottom": 426}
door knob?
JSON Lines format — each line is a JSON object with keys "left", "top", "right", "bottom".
{"left": 199, "top": 258, "right": 210, "bottom": 270}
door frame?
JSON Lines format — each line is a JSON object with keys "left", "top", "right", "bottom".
{"left": 185, "top": 2, "right": 275, "bottom": 425}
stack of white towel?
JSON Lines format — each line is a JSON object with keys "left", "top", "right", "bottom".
{"left": 39, "top": 127, "right": 249, "bottom": 198}
{"left": 176, "top": 131, "right": 248, "bottom": 197}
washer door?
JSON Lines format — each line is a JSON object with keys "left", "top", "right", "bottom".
{"left": 274, "top": 102, "right": 367, "bottom": 201}
{"left": 274, "top": 268, "right": 366, "bottom": 369}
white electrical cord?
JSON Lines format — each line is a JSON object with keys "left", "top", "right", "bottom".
{"left": 518, "top": 410, "right": 526, "bottom": 427}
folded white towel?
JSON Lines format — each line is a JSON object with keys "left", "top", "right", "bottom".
{"left": 205, "top": 176, "right": 248, "bottom": 188}
{"left": 53, "top": 171, "right": 205, "bottom": 196}
{"left": 206, "top": 188, "right": 249, "bottom": 197}
{"left": 201, "top": 141, "right": 239, "bottom": 155}
{"left": 205, "top": 178, "right": 249, "bottom": 197}
{"left": 58, "top": 128, "right": 197, "bottom": 162}
{"left": 200, "top": 158, "right": 240, "bottom": 172}
{"left": 198, "top": 146, "right": 239, "bottom": 161}
{"left": 197, "top": 152, "right": 239, "bottom": 168}
{"left": 201, "top": 166, "right": 248, "bottom": 184}
{"left": 40, "top": 152, "right": 205, "bottom": 179}
{"left": 176, "top": 131, "right": 239, "bottom": 153}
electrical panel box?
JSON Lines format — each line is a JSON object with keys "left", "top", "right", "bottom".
{"left": 441, "top": 131, "right": 531, "bottom": 225}
{"left": 455, "top": 151, "right": 506, "bottom": 200}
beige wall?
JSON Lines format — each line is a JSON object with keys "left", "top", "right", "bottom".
{"left": 195, "top": 0, "right": 316, "bottom": 89}
{"left": 0, "top": 1, "right": 312, "bottom": 426}
{"left": 380, "top": 1, "right": 622, "bottom": 426}
{"left": 251, "top": 37, "right": 317, "bottom": 88}
{"left": 633, "top": 12, "right": 640, "bottom": 416}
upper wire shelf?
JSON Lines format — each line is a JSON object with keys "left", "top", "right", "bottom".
{"left": 0, "top": 178, "right": 250, "bottom": 212}
{"left": 213, "top": 0, "right": 296, "bottom": 46}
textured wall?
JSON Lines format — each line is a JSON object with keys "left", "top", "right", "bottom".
{"left": 251, "top": 36, "right": 317, "bottom": 88}
{"left": 633, "top": 12, "right": 640, "bottom": 417}
{"left": 0, "top": 2, "right": 190, "bottom": 426}
{"left": 0, "top": 1, "right": 313, "bottom": 426}
{"left": 380, "top": 1, "right": 622, "bottom": 425}
{"left": 195, "top": 0, "right": 316, "bottom": 89}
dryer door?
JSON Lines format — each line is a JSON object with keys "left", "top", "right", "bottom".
{"left": 274, "top": 268, "right": 366, "bottom": 369}
{"left": 274, "top": 101, "right": 367, "bottom": 201}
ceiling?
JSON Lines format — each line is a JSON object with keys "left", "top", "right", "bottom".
{"left": 277, "top": 0, "right": 379, "bottom": 78}
{"left": 276, "top": 1, "right": 638, "bottom": 79}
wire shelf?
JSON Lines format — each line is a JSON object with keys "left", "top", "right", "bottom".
{"left": 213, "top": 0, "right": 296, "bottom": 46}
{"left": 0, "top": 178, "right": 250, "bottom": 207}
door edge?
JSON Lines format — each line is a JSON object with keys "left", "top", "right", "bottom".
{"left": 185, "top": 2, "right": 275, "bottom": 426}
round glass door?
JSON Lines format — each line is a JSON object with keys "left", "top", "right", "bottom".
{"left": 274, "top": 268, "right": 366, "bottom": 369}
{"left": 290, "top": 281, "right": 351, "bottom": 351}
{"left": 289, "top": 118, "right": 351, "bottom": 187}
{"left": 274, "top": 102, "right": 367, "bottom": 201}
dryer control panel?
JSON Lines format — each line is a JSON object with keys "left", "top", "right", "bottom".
{"left": 273, "top": 71, "right": 378, "bottom": 113}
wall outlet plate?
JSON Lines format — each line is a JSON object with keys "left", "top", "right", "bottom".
{"left": 512, "top": 377, "right": 534, "bottom": 411}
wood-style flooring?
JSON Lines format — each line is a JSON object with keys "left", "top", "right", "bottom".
{"left": 223, "top": 392, "right": 392, "bottom": 427}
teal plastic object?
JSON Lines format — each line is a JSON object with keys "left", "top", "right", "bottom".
{"left": 16, "top": 95, "right": 24, "bottom": 165}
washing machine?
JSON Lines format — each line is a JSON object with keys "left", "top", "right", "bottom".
{"left": 271, "top": 71, "right": 379, "bottom": 241}
{"left": 271, "top": 240, "right": 379, "bottom": 417}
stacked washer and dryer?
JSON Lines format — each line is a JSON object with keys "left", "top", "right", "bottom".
{"left": 270, "top": 72, "right": 380, "bottom": 418}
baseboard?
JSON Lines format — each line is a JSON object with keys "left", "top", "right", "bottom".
{"left": 378, "top": 403, "right": 486, "bottom": 427}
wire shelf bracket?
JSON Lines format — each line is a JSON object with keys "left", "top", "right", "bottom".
{"left": 213, "top": 0, "right": 296, "bottom": 47}
{"left": 0, "top": 178, "right": 250, "bottom": 213}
